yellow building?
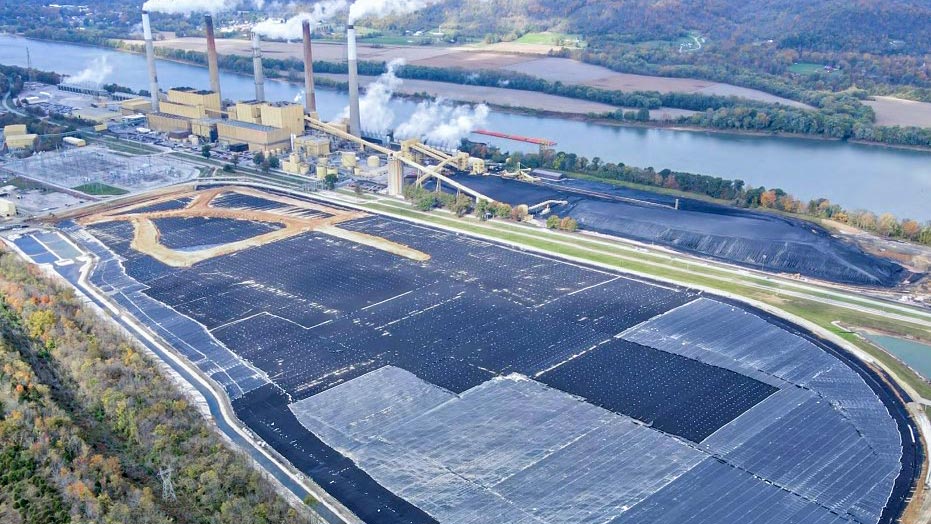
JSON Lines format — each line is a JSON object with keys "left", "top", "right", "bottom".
{"left": 192, "top": 118, "right": 221, "bottom": 141}
{"left": 166, "top": 88, "right": 222, "bottom": 115}
{"left": 233, "top": 101, "right": 263, "bottom": 124}
{"left": 282, "top": 152, "right": 311, "bottom": 176}
{"left": 4, "top": 124, "right": 27, "bottom": 137}
{"left": 158, "top": 101, "right": 207, "bottom": 120}
{"left": 232, "top": 101, "right": 305, "bottom": 136}
{"left": 293, "top": 135, "right": 330, "bottom": 157}
{"left": 0, "top": 199, "right": 16, "bottom": 217}
{"left": 146, "top": 112, "right": 192, "bottom": 134}
{"left": 4, "top": 123, "right": 37, "bottom": 151}
{"left": 120, "top": 98, "right": 153, "bottom": 115}
{"left": 259, "top": 102, "right": 305, "bottom": 136}
{"left": 216, "top": 120, "right": 291, "bottom": 152}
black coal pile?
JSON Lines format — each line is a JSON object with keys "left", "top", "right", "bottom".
{"left": 454, "top": 175, "right": 914, "bottom": 287}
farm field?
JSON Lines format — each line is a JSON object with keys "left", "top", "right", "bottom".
{"left": 134, "top": 37, "right": 807, "bottom": 108}
{"left": 866, "top": 96, "right": 931, "bottom": 128}
{"left": 18, "top": 186, "right": 916, "bottom": 524}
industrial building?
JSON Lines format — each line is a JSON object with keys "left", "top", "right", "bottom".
{"left": 216, "top": 120, "right": 292, "bottom": 152}
{"left": 4, "top": 124, "right": 37, "bottom": 151}
{"left": 0, "top": 199, "right": 16, "bottom": 217}
{"left": 121, "top": 98, "right": 154, "bottom": 116}
{"left": 133, "top": 9, "right": 491, "bottom": 199}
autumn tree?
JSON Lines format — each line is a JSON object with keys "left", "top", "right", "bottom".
{"left": 759, "top": 190, "right": 777, "bottom": 208}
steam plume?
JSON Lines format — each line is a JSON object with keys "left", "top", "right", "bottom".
{"left": 395, "top": 99, "right": 490, "bottom": 148}
{"left": 69, "top": 56, "right": 113, "bottom": 85}
{"left": 348, "top": 0, "right": 439, "bottom": 23}
{"left": 340, "top": 58, "right": 404, "bottom": 134}
{"left": 253, "top": 0, "right": 348, "bottom": 40}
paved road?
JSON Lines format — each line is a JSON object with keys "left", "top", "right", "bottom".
{"left": 2, "top": 90, "right": 27, "bottom": 116}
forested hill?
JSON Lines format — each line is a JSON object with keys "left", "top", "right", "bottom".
{"left": 389, "top": 0, "right": 931, "bottom": 54}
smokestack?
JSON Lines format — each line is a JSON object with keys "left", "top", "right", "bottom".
{"left": 204, "top": 14, "right": 222, "bottom": 100}
{"left": 142, "top": 11, "right": 160, "bottom": 112}
{"left": 347, "top": 24, "right": 361, "bottom": 137}
{"left": 251, "top": 31, "right": 265, "bottom": 102}
{"left": 302, "top": 20, "right": 317, "bottom": 115}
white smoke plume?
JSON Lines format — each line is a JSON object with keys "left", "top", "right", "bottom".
{"left": 253, "top": 0, "right": 348, "bottom": 39}
{"left": 340, "top": 58, "right": 404, "bottom": 134}
{"left": 142, "top": 0, "right": 255, "bottom": 15}
{"left": 347, "top": 0, "right": 439, "bottom": 23}
{"left": 395, "top": 99, "right": 490, "bottom": 148}
{"left": 69, "top": 56, "right": 113, "bottom": 86}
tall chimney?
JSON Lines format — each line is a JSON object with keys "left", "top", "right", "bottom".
{"left": 204, "top": 14, "right": 222, "bottom": 100}
{"left": 346, "top": 24, "right": 361, "bottom": 137}
{"left": 302, "top": 20, "right": 317, "bottom": 115}
{"left": 142, "top": 11, "right": 160, "bottom": 112}
{"left": 251, "top": 31, "right": 265, "bottom": 102}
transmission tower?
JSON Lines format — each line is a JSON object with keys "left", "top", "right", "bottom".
{"left": 25, "top": 47, "right": 35, "bottom": 83}
{"left": 158, "top": 465, "right": 177, "bottom": 501}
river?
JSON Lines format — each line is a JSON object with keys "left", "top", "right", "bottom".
{"left": 2, "top": 33, "right": 931, "bottom": 220}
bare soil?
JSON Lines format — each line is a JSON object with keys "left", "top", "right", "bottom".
{"left": 866, "top": 96, "right": 931, "bottom": 128}
{"left": 78, "top": 187, "right": 430, "bottom": 266}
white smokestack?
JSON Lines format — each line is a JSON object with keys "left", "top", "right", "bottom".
{"left": 347, "top": 24, "right": 361, "bottom": 137}
{"left": 302, "top": 20, "right": 316, "bottom": 114}
{"left": 142, "top": 11, "right": 160, "bottom": 112}
{"left": 340, "top": 58, "right": 403, "bottom": 135}
{"left": 251, "top": 31, "right": 265, "bottom": 102}
{"left": 204, "top": 14, "right": 222, "bottom": 100}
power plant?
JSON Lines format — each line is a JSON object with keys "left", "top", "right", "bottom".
{"left": 302, "top": 20, "right": 317, "bottom": 115}
{"left": 131, "top": 10, "right": 491, "bottom": 201}
{"left": 346, "top": 24, "right": 362, "bottom": 138}
{"left": 251, "top": 32, "right": 265, "bottom": 102}
{"left": 203, "top": 14, "right": 222, "bottom": 101}
{"left": 141, "top": 10, "right": 160, "bottom": 112}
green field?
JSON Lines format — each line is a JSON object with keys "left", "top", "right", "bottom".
{"left": 789, "top": 62, "right": 827, "bottom": 74}
{"left": 73, "top": 182, "right": 129, "bottom": 196}
{"left": 515, "top": 32, "right": 583, "bottom": 47}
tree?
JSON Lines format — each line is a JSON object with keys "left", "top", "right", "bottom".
{"left": 450, "top": 194, "right": 472, "bottom": 217}
{"left": 901, "top": 219, "right": 921, "bottom": 240}
{"left": 475, "top": 199, "right": 490, "bottom": 220}
{"left": 268, "top": 155, "right": 280, "bottom": 169}
{"left": 759, "top": 190, "right": 777, "bottom": 208}
{"left": 495, "top": 203, "right": 512, "bottom": 218}
{"left": 222, "top": 164, "right": 234, "bottom": 173}
{"left": 200, "top": 145, "right": 211, "bottom": 158}
{"left": 559, "top": 217, "right": 579, "bottom": 232}
{"left": 324, "top": 173, "right": 338, "bottom": 190}
{"left": 546, "top": 215, "right": 561, "bottom": 229}
{"left": 878, "top": 212, "right": 898, "bottom": 236}
{"left": 253, "top": 151, "right": 265, "bottom": 166}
